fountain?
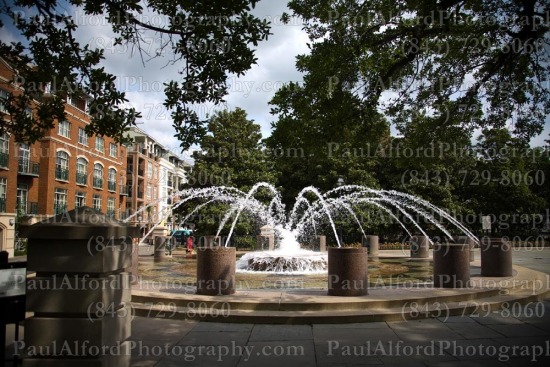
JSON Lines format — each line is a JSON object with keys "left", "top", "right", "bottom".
{"left": 124, "top": 182, "right": 479, "bottom": 275}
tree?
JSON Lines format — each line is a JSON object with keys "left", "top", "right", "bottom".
{"left": 0, "top": 0, "right": 270, "bottom": 146}
{"left": 284, "top": 0, "right": 549, "bottom": 142}
{"left": 180, "top": 108, "right": 277, "bottom": 237}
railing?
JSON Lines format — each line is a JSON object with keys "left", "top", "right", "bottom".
{"left": 0, "top": 151, "right": 8, "bottom": 168}
{"left": 54, "top": 204, "right": 67, "bottom": 215}
{"left": 93, "top": 177, "right": 103, "bottom": 189}
{"left": 119, "top": 185, "right": 129, "bottom": 196}
{"left": 0, "top": 197, "right": 5, "bottom": 212}
{"left": 106, "top": 209, "right": 116, "bottom": 219}
{"left": 76, "top": 172, "right": 87, "bottom": 185}
{"left": 16, "top": 201, "right": 39, "bottom": 215}
{"left": 55, "top": 167, "right": 69, "bottom": 181}
{"left": 18, "top": 159, "right": 40, "bottom": 176}
{"left": 107, "top": 181, "right": 116, "bottom": 192}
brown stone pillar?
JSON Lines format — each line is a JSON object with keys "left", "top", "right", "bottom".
{"left": 328, "top": 247, "right": 368, "bottom": 296}
{"left": 481, "top": 237, "right": 513, "bottom": 277}
{"left": 433, "top": 243, "right": 471, "bottom": 288}
{"left": 20, "top": 207, "right": 137, "bottom": 366}
{"left": 196, "top": 247, "right": 236, "bottom": 295}
{"left": 410, "top": 235, "right": 429, "bottom": 258}
{"left": 454, "top": 236, "right": 475, "bottom": 262}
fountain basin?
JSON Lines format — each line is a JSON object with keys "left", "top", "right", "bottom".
{"left": 236, "top": 250, "right": 328, "bottom": 274}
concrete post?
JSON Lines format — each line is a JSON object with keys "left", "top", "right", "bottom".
{"left": 154, "top": 236, "right": 168, "bottom": 261}
{"left": 196, "top": 247, "right": 236, "bottom": 295}
{"left": 328, "top": 247, "right": 368, "bottom": 296}
{"left": 481, "top": 237, "right": 513, "bottom": 277}
{"left": 317, "top": 235, "right": 327, "bottom": 252}
{"left": 433, "top": 243, "right": 471, "bottom": 288}
{"left": 362, "top": 235, "right": 380, "bottom": 257}
{"left": 20, "top": 207, "right": 137, "bottom": 366}
{"left": 410, "top": 235, "right": 430, "bottom": 258}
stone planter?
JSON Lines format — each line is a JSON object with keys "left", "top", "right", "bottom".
{"left": 481, "top": 238, "right": 513, "bottom": 277}
{"left": 328, "top": 247, "right": 368, "bottom": 296}
{"left": 433, "top": 243, "right": 470, "bottom": 288}
{"left": 410, "top": 235, "right": 429, "bottom": 258}
{"left": 196, "top": 247, "right": 236, "bottom": 295}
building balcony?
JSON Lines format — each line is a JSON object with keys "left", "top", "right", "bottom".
{"left": 108, "top": 180, "right": 116, "bottom": 192}
{"left": 18, "top": 159, "right": 40, "bottom": 176}
{"left": 106, "top": 209, "right": 116, "bottom": 219}
{"left": 0, "top": 151, "right": 8, "bottom": 168}
{"left": 119, "top": 185, "right": 129, "bottom": 196}
{"left": 93, "top": 177, "right": 103, "bottom": 189}
{"left": 55, "top": 167, "right": 69, "bottom": 181}
{"left": 54, "top": 203, "right": 67, "bottom": 215}
{"left": 16, "top": 201, "right": 38, "bottom": 216}
{"left": 76, "top": 173, "right": 87, "bottom": 186}
{"left": 0, "top": 197, "right": 5, "bottom": 213}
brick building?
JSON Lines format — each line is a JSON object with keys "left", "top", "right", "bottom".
{"left": 0, "top": 57, "right": 128, "bottom": 256}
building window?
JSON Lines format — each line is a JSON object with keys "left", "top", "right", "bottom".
{"left": 0, "top": 133, "right": 8, "bottom": 168}
{"left": 58, "top": 120, "right": 71, "bottom": 138}
{"left": 147, "top": 162, "right": 152, "bottom": 179}
{"left": 76, "top": 158, "right": 88, "bottom": 185}
{"left": 78, "top": 128, "right": 88, "bottom": 145}
{"left": 95, "top": 137, "right": 104, "bottom": 153}
{"left": 16, "top": 184, "right": 28, "bottom": 215}
{"left": 55, "top": 151, "right": 69, "bottom": 181}
{"left": 0, "top": 89, "right": 9, "bottom": 114}
{"left": 109, "top": 143, "right": 118, "bottom": 157}
{"left": 108, "top": 168, "right": 116, "bottom": 191}
{"left": 147, "top": 185, "right": 151, "bottom": 200}
{"left": 75, "top": 191, "right": 86, "bottom": 208}
{"left": 0, "top": 177, "right": 7, "bottom": 212}
{"left": 93, "top": 194, "right": 102, "bottom": 211}
{"left": 107, "top": 197, "right": 115, "bottom": 218}
{"left": 93, "top": 163, "right": 103, "bottom": 189}
{"left": 54, "top": 188, "right": 68, "bottom": 214}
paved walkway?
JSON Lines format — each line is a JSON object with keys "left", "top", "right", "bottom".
{"left": 5, "top": 248, "right": 550, "bottom": 366}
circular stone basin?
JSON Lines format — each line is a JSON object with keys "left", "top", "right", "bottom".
{"left": 236, "top": 250, "right": 327, "bottom": 274}
{"left": 138, "top": 254, "right": 429, "bottom": 290}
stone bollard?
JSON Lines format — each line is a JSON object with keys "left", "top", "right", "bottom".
{"left": 196, "top": 247, "right": 236, "bottom": 295}
{"left": 20, "top": 207, "right": 137, "bottom": 367}
{"left": 362, "top": 235, "right": 380, "bottom": 257}
{"left": 433, "top": 242, "right": 471, "bottom": 288}
{"left": 318, "top": 236, "right": 327, "bottom": 252}
{"left": 410, "top": 235, "right": 430, "bottom": 258}
{"left": 481, "top": 237, "right": 513, "bottom": 277}
{"left": 154, "top": 236, "right": 169, "bottom": 261}
{"left": 328, "top": 247, "right": 368, "bottom": 296}
{"left": 454, "top": 236, "right": 475, "bottom": 262}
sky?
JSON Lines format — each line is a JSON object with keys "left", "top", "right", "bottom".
{"left": 74, "top": 1, "right": 311, "bottom": 159}
{"left": 0, "top": 0, "right": 548, "bottom": 160}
